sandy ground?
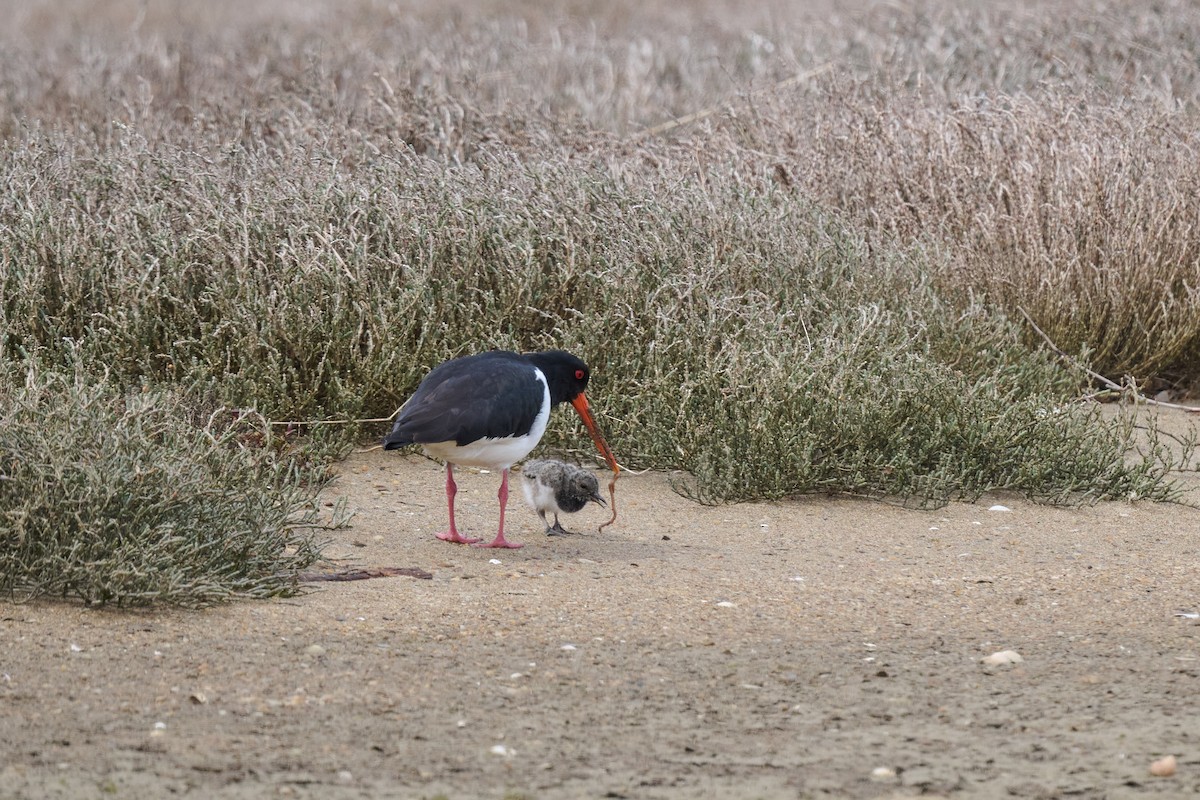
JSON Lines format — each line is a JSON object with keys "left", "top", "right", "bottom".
{"left": 3, "top": 409, "right": 1200, "bottom": 800}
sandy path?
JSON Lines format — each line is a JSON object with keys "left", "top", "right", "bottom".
{"left": 3, "top": 411, "right": 1200, "bottom": 799}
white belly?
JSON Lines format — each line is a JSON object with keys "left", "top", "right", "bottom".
{"left": 421, "top": 372, "right": 551, "bottom": 469}
{"left": 521, "top": 475, "right": 557, "bottom": 513}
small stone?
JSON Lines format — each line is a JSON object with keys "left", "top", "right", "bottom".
{"left": 982, "top": 650, "right": 1023, "bottom": 666}
{"left": 988, "top": 504, "right": 1011, "bottom": 512}
{"left": 560, "top": 644, "right": 577, "bottom": 651}
{"left": 715, "top": 601, "right": 736, "bottom": 608}
{"left": 490, "top": 744, "right": 512, "bottom": 756}
{"left": 189, "top": 692, "right": 208, "bottom": 705}
{"left": 870, "top": 766, "right": 896, "bottom": 780}
{"left": 488, "top": 559, "right": 502, "bottom": 565}
{"left": 305, "top": 644, "right": 326, "bottom": 657}
{"left": 1150, "top": 755, "right": 1177, "bottom": 777}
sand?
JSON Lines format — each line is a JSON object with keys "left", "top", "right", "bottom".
{"left": 3, "top": 408, "right": 1199, "bottom": 799}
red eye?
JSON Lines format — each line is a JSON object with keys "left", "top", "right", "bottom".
{"left": 575, "top": 369, "right": 585, "bottom": 380}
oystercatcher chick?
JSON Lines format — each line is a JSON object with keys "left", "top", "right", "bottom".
{"left": 382, "top": 350, "right": 617, "bottom": 549}
{"left": 520, "top": 459, "right": 606, "bottom": 536}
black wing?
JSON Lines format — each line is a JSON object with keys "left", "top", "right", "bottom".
{"left": 383, "top": 352, "right": 544, "bottom": 448}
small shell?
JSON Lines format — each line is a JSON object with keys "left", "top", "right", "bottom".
{"left": 981, "top": 650, "right": 1023, "bottom": 666}
{"left": 1150, "top": 755, "right": 1177, "bottom": 777}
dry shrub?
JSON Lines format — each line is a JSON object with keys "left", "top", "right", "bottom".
{"left": 790, "top": 91, "right": 1200, "bottom": 381}
{"left": 0, "top": 0, "right": 1194, "bottom": 562}
{"left": 0, "top": 363, "right": 328, "bottom": 606}
{"left": 2, "top": 134, "right": 1183, "bottom": 507}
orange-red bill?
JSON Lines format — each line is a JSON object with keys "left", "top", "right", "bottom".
{"left": 570, "top": 392, "right": 619, "bottom": 476}
{"left": 570, "top": 392, "right": 620, "bottom": 532}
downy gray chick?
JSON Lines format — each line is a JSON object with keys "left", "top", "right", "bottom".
{"left": 520, "top": 459, "right": 606, "bottom": 535}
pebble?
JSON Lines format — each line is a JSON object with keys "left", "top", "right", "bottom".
{"left": 988, "top": 505, "right": 1011, "bottom": 512}
{"left": 305, "top": 644, "right": 326, "bottom": 657}
{"left": 981, "top": 650, "right": 1023, "bottom": 666}
{"left": 715, "top": 601, "right": 736, "bottom": 608}
{"left": 870, "top": 766, "right": 896, "bottom": 780}
{"left": 490, "top": 744, "right": 512, "bottom": 756}
{"left": 1150, "top": 755, "right": 1177, "bottom": 777}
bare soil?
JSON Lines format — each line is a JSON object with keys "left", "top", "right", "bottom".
{"left": 3, "top": 409, "right": 1200, "bottom": 800}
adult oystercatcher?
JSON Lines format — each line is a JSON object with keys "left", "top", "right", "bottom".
{"left": 520, "top": 459, "right": 606, "bottom": 536}
{"left": 383, "top": 350, "right": 618, "bottom": 549}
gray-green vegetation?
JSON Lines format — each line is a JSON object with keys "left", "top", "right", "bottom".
{"left": 1, "top": 0, "right": 1196, "bottom": 604}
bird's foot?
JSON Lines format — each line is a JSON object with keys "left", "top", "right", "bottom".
{"left": 546, "top": 523, "right": 581, "bottom": 536}
{"left": 473, "top": 535, "right": 525, "bottom": 549}
{"left": 436, "top": 530, "right": 482, "bottom": 545}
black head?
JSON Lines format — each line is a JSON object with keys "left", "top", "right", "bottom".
{"left": 556, "top": 468, "right": 606, "bottom": 513}
{"left": 571, "top": 470, "right": 606, "bottom": 507}
{"left": 525, "top": 350, "right": 590, "bottom": 406}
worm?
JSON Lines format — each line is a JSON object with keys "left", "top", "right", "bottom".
{"left": 598, "top": 468, "right": 619, "bottom": 532}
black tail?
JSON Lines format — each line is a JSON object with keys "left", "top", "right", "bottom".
{"left": 382, "top": 430, "right": 414, "bottom": 451}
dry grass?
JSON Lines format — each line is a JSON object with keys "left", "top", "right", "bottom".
{"left": 789, "top": 92, "right": 1200, "bottom": 381}
{"left": 0, "top": 361, "right": 332, "bottom": 606}
{"left": 1, "top": 0, "right": 1198, "bottom": 603}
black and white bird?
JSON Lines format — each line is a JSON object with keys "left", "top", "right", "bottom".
{"left": 382, "top": 350, "right": 618, "bottom": 549}
{"left": 520, "top": 459, "right": 606, "bottom": 536}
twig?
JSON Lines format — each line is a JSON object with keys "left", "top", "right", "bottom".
{"left": 268, "top": 404, "right": 405, "bottom": 427}
{"left": 1018, "top": 307, "right": 1199, "bottom": 413}
{"left": 637, "top": 63, "right": 833, "bottom": 140}
{"left": 297, "top": 566, "right": 432, "bottom": 582}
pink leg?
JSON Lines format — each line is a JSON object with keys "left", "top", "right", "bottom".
{"left": 436, "top": 464, "right": 481, "bottom": 545}
{"left": 474, "top": 468, "right": 524, "bottom": 549}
